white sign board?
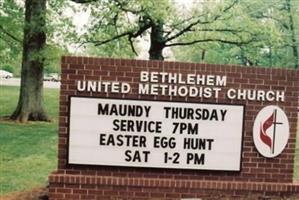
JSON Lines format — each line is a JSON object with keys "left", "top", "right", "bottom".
{"left": 68, "top": 97, "right": 244, "bottom": 171}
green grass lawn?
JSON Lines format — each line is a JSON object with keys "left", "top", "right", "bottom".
{"left": 0, "top": 86, "right": 59, "bottom": 195}
{"left": 0, "top": 85, "right": 298, "bottom": 196}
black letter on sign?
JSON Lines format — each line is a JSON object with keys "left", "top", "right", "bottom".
{"left": 186, "top": 153, "right": 205, "bottom": 165}
{"left": 125, "top": 150, "right": 132, "bottom": 162}
{"left": 98, "top": 103, "right": 109, "bottom": 115}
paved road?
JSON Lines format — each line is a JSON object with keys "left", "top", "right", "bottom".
{"left": 0, "top": 78, "right": 60, "bottom": 89}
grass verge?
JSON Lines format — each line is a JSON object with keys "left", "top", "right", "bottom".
{"left": 0, "top": 86, "right": 58, "bottom": 195}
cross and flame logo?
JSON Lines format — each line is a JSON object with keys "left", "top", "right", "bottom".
{"left": 259, "top": 109, "right": 283, "bottom": 155}
{"left": 253, "top": 106, "right": 289, "bottom": 158}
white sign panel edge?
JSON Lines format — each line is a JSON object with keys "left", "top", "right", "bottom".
{"left": 67, "top": 96, "right": 245, "bottom": 171}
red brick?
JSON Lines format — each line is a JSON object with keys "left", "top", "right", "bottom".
{"left": 49, "top": 56, "right": 299, "bottom": 199}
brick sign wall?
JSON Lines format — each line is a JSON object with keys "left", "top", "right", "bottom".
{"left": 49, "top": 56, "right": 299, "bottom": 199}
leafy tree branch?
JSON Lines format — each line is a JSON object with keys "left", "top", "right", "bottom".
{"left": 0, "top": 24, "right": 22, "bottom": 43}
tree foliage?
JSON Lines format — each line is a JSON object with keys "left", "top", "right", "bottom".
{"left": 70, "top": 0, "right": 298, "bottom": 68}
{"left": 0, "top": 0, "right": 74, "bottom": 75}
{"left": 73, "top": 0, "right": 256, "bottom": 60}
{"left": 174, "top": 0, "right": 299, "bottom": 68}
{"left": 1, "top": 0, "right": 298, "bottom": 70}
{"left": 0, "top": 0, "right": 23, "bottom": 66}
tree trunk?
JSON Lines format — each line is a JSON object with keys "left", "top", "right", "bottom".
{"left": 286, "top": 0, "right": 299, "bottom": 69}
{"left": 201, "top": 49, "right": 206, "bottom": 63}
{"left": 149, "top": 20, "right": 165, "bottom": 60}
{"left": 269, "top": 46, "right": 273, "bottom": 67}
{"left": 11, "top": 0, "right": 48, "bottom": 122}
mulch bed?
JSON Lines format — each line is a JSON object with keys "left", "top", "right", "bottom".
{"left": 0, "top": 188, "right": 48, "bottom": 200}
